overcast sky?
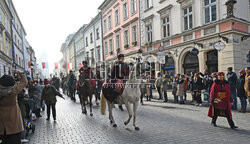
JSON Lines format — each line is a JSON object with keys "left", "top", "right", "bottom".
{"left": 12, "top": 0, "right": 104, "bottom": 73}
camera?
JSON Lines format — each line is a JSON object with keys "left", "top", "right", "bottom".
{"left": 14, "top": 73, "right": 19, "bottom": 78}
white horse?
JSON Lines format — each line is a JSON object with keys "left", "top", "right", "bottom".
{"left": 100, "top": 59, "right": 150, "bottom": 130}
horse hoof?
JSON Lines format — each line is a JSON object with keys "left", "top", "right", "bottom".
{"left": 135, "top": 127, "right": 140, "bottom": 131}
{"left": 113, "top": 124, "right": 117, "bottom": 128}
{"left": 124, "top": 122, "right": 127, "bottom": 125}
{"left": 110, "top": 121, "right": 113, "bottom": 124}
{"left": 96, "top": 103, "right": 99, "bottom": 106}
{"left": 90, "top": 113, "right": 93, "bottom": 116}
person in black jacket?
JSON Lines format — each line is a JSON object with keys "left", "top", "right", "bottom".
{"left": 236, "top": 69, "right": 247, "bottom": 113}
{"left": 227, "top": 67, "right": 238, "bottom": 110}
{"left": 191, "top": 73, "right": 203, "bottom": 106}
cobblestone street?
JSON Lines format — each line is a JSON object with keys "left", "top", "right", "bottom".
{"left": 29, "top": 91, "right": 250, "bottom": 144}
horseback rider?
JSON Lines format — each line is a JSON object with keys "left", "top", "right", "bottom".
{"left": 79, "top": 61, "right": 93, "bottom": 80}
{"left": 103, "top": 54, "right": 129, "bottom": 110}
{"left": 67, "top": 70, "right": 76, "bottom": 101}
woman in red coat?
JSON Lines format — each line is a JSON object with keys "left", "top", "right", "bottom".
{"left": 208, "top": 72, "right": 238, "bottom": 129}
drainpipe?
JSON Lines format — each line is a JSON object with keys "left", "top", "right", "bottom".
{"left": 10, "top": 19, "right": 16, "bottom": 70}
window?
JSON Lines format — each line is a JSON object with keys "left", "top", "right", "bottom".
{"left": 85, "top": 37, "right": 88, "bottom": 46}
{"left": 115, "top": 9, "right": 120, "bottom": 26}
{"left": 103, "top": 20, "right": 107, "bottom": 33}
{"left": 16, "top": 55, "right": 18, "bottom": 64}
{"left": 184, "top": 6, "right": 193, "bottom": 30}
{"left": 132, "top": 25, "right": 137, "bottom": 43}
{"left": 19, "top": 57, "right": 21, "bottom": 65}
{"left": 97, "top": 48, "right": 100, "bottom": 61}
{"left": 131, "top": 0, "right": 137, "bottom": 14}
{"left": 116, "top": 35, "right": 120, "bottom": 49}
{"left": 91, "top": 49, "right": 95, "bottom": 64}
{"left": 96, "top": 28, "right": 100, "bottom": 40}
{"left": 6, "top": 37, "right": 9, "bottom": 56}
{"left": 124, "top": 30, "right": 129, "bottom": 46}
{"left": 90, "top": 33, "right": 93, "bottom": 43}
{"left": 104, "top": 41, "right": 108, "bottom": 56}
{"left": 145, "top": 0, "right": 153, "bottom": 10}
{"left": 0, "top": 7, "right": 2, "bottom": 22}
{"left": 86, "top": 52, "right": 89, "bottom": 63}
{"left": 123, "top": 3, "right": 128, "bottom": 20}
{"left": 204, "top": 0, "right": 216, "bottom": 24}
{"left": 0, "top": 30, "right": 3, "bottom": 51}
{"left": 146, "top": 25, "right": 152, "bottom": 42}
{"left": 162, "top": 17, "right": 170, "bottom": 38}
{"left": 108, "top": 15, "right": 112, "bottom": 30}
{"left": 109, "top": 39, "right": 113, "bottom": 53}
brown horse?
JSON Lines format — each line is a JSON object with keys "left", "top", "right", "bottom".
{"left": 78, "top": 73, "right": 94, "bottom": 116}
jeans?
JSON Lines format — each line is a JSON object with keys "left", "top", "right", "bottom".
{"left": 231, "top": 90, "right": 237, "bottom": 109}
{"left": 180, "top": 96, "right": 184, "bottom": 102}
{"left": 239, "top": 97, "right": 247, "bottom": 110}
{"left": 163, "top": 91, "right": 168, "bottom": 102}
{"left": 173, "top": 94, "right": 178, "bottom": 103}
{"left": 184, "top": 92, "right": 187, "bottom": 101}
{"left": 46, "top": 103, "right": 56, "bottom": 119}
{"left": 157, "top": 87, "right": 162, "bottom": 99}
{"left": 150, "top": 85, "right": 153, "bottom": 99}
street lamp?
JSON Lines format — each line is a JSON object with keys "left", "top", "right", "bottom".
{"left": 30, "top": 62, "right": 34, "bottom": 80}
{"left": 225, "top": 0, "right": 237, "bottom": 18}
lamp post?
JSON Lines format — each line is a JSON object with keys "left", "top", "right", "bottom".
{"left": 225, "top": 0, "right": 237, "bottom": 18}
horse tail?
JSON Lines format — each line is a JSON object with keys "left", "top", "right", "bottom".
{"left": 100, "top": 90, "right": 106, "bottom": 115}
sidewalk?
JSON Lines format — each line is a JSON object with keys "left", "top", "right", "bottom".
{"left": 150, "top": 89, "right": 250, "bottom": 111}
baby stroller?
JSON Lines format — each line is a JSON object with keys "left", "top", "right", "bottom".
{"left": 25, "top": 99, "right": 36, "bottom": 136}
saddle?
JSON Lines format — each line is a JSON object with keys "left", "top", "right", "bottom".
{"left": 102, "top": 80, "right": 125, "bottom": 102}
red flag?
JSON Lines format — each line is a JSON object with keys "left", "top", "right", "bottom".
{"left": 67, "top": 63, "right": 70, "bottom": 70}
{"left": 28, "top": 61, "right": 32, "bottom": 68}
{"left": 42, "top": 62, "right": 46, "bottom": 69}
{"left": 55, "top": 63, "right": 58, "bottom": 69}
{"left": 78, "top": 62, "right": 82, "bottom": 67}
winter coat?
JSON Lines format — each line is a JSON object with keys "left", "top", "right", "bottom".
{"left": 51, "top": 77, "right": 60, "bottom": 91}
{"left": 140, "top": 79, "right": 147, "bottom": 95}
{"left": 33, "top": 84, "right": 44, "bottom": 108}
{"left": 236, "top": 75, "right": 247, "bottom": 99}
{"left": 172, "top": 82, "right": 177, "bottom": 95}
{"left": 227, "top": 72, "right": 237, "bottom": 92}
{"left": 190, "top": 77, "right": 203, "bottom": 91}
{"left": 176, "top": 79, "right": 185, "bottom": 97}
{"left": 245, "top": 74, "right": 250, "bottom": 97}
{"left": 162, "top": 78, "right": 168, "bottom": 92}
{"left": 208, "top": 80, "right": 233, "bottom": 120}
{"left": 155, "top": 77, "right": 163, "bottom": 88}
{"left": 41, "top": 85, "right": 63, "bottom": 105}
{"left": 0, "top": 73, "right": 28, "bottom": 135}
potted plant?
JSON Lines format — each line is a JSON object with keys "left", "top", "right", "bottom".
{"left": 124, "top": 44, "right": 129, "bottom": 49}
{"left": 132, "top": 41, "right": 137, "bottom": 46}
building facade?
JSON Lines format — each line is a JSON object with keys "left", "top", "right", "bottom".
{"left": 0, "top": 0, "right": 12, "bottom": 76}
{"left": 82, "top": 13, "right": 103, "bottom": 73}
{"left": 75, "top": 25, "right": 86, "bottom": 75}
{"left": 140, "top": 0, "right": 250, "bottom": 77}
{"left": 99, "top": 0, "right": 141, "bottom": 76}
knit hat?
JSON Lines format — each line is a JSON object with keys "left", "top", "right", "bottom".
{"left": 0, "top": 75, "right": 15, "bottom": 87}
{"left": 217, "top": 72, "right": 225, "bottom": 76}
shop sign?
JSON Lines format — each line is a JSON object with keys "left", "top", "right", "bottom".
{"left": 157, "top": 52, "right": 166, "bottom": 64}
{"left": 213, "top": 41, "right": 226, "bottom": 51}
{"left": 164, "top": 66, "right": 174, "bottom": 69}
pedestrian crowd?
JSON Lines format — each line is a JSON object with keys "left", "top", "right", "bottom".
{"left": 0, "top": 70, "right": 64, "bottom": 144}
{"left": 140, "top": 67, "right": 250, "bottom": 113}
